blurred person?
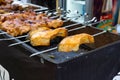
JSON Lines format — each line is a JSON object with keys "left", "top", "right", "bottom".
{"left": 93, "top": 0, "right": 104, "bottom": 21}
{"left": 113, "top": 0, "right": 120, "bottom": 25}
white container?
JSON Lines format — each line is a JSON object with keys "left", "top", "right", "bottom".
{"left": 66, "top": 0, "right": 86, "bottom": 23}
{"left": 21, "top": 0, "right": 31, "bottom": 3}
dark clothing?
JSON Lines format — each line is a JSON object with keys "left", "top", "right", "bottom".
{"left": 113, "top": 0, "right": 120, "bottom": 25}
{"left": 93, "top": 0, "right": 104, "bottom": 21}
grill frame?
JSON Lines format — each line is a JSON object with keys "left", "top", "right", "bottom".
{"left": 0, "top": 22, "right": 120, "bottom": 64}
{"left": 1, "top": 19, "right": 120, "bottom": 80}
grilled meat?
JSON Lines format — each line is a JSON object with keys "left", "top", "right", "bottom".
{"left": 0, "top": 12, "right": 64, "bottom": 36}
{"left": 58, "top": 33, "right": 94, "bottom": 52}
{"left": 29, "top": 27, "right": 68, "bottom": 46}
{"left": 0, "top": 0, "right": 38, "bottom": 12}
{"left": 47, "top": 19, "right": 63, "bottom": 28}
{"left": 0, "top": 0, "right": 6, "bottom": 5}
{"left": 1, "top": 19, "right": 30, "bottom": 36}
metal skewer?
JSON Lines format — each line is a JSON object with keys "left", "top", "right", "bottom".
{"left": 87, "top": 20, "right": 104, "bottom": 26}
{"left": 0, "top": 20, "right": 70, "bottom": 41}
{"left": 63, "top": 20, "right": 70, "bottom": 23}
{"left": 64, "top": 23, "right": 81, "bottom": 28}
{"left": 93, "top": 30, "right": 106, "bottom": 37}
{"left": 8, "top": 25, "right": 86, "bottom": 47}
{"left": 8, "top": 40, "right": 30, "bottom": 47}
{"left": 30, "top": 47, "right": 58, "bottom": 57}
{"left": 68, "top": 26, "right": 86, "bottom": 32}
{"left": 30, "top": 30, "right": 107, "bottom": 57}
{"left": 0, "top": 32, "right": 7, "bottom": 35}
{"left": 7, "top": 19, "right": 105, "bottom": 47}
{"left": 0, "top": 35, "right": 28, "bottom": 41}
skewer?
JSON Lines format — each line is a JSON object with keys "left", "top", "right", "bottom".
{"left": 68, "top": 26, "right": 86, "bottom": 32}
{"left": 93, "top": 30, "right": 106, "bottom": 37}
{"left": 8, "top": 40, "right": 30, "bottom": 47}
{"left": 87, "top": 20, "right": 104, "bottom": 26}
{"left": 64, "top": 23, "right": 81, "bottom": 28}
{"left": 30, "top": 30, "right": 107, "bottom": 57}
{"left": 0, "top": 18, "right": 81, "bottom": 41}
{"left": 36, "top": 9, "right": 56, "bottom": 14}
{"left": 63, "top": 19, "right": 71, "bottom": 23}
{"left": 8, "top": 25, "right": 86, "bottom": 47}
{"left": 0, "top": 22, "right": 80, "bottom": 41}
{"left": 49, "top": 15, "right": 62, "bottom": 19}
{"left": 0, "top": 32, "right": 7, "bottom": 35}
{"left": 0, "top": 34, "right": 28, "bottom": 41}
{"left": 30, "top": 47, "right": 58, "bottom": 57}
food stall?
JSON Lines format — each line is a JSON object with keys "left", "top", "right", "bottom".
{"left": 0, "top": 0, "right": 120, "bottom": 80}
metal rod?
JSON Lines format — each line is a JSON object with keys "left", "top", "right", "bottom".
{"left": 30, "top": 47, "right": 58, "bottom": 57}
{"left": 0, "top": 19, "right": 72, "bottom": 41}
{"left": 0, "top": 35, "right": 28, "bottom": 41}
{"left": 93, "top": 30, "right": 106, "bottom": 37}
{"left": 29, "top": 30, "right": 107, "bottom": 57}
{"left": 68, "top": 26, "right": 86, "bottom": 32}
{"left": 50, "top": 16, "right": 59, "bottom": 19}
{"left": 87, "top": 20, "right": 104, "bottom": 26}
{"left": 63, "top": 20, "right": 70, "bottom": 23}
{"left": 0, "top": 32, "right": 7, "bottom": 35}
{"left": 8, "top": 40, "right": 30, "bottom": 47}
{"left": 8, "top": 25, "right": 85, "bottom": 47}
{"left": 63, "top": 23, "right": 81, "bottom": 28}
{"left": 65, "top": 15, "right": 82, "bottom": 19}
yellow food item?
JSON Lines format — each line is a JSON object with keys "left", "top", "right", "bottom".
{"left": 58, "top": 33, "right": 94, "bottom": 52}
{"left": 29, "top": 27, "right": 68, "bottom": 46}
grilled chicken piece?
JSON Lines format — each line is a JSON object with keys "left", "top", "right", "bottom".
{"left": 1, "top": 19, "right": 30, "bottom": 36}
{"left": 36, "top": 15, "right": 63, "bottom": 28}
{"left": 58, "top": 33, "right": 94, "bottom": 52}
{"left": 47, "top": 19, "right": 63, "bottom": 28}
{"left": 0, "top": 11, "right": 64, "bottom": 36}
{"left": 0, "top": 9, "right": 8, "bottom": 14}
{"left": 0, "top": 0, "right": 6, "bottom": 5}
{"left": 29, "top": 27, "right": 68, "bottom": 46}
{"left": 29, "top": 27, "right": 50, "bottom": 37}
{"left": 36, "top": 13, "right": 47, "bottom": 20}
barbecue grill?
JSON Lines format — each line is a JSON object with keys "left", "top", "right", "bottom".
{"left": 0, "top": 9, "right": 120, "bottom": 80}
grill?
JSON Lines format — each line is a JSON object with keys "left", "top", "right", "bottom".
{"left": 0, "top": 20, "right": 120, "bottom": 63}
{"left": 0, "top": 10, "right": 120, "bottom": 80}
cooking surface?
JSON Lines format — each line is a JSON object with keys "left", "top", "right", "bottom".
{"left": 0, "top": 20, "right": 120, "bottom": 64}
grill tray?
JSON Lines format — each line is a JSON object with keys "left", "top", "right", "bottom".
{"left": 1, "top": 21, "right": 120, "bottom": 64}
